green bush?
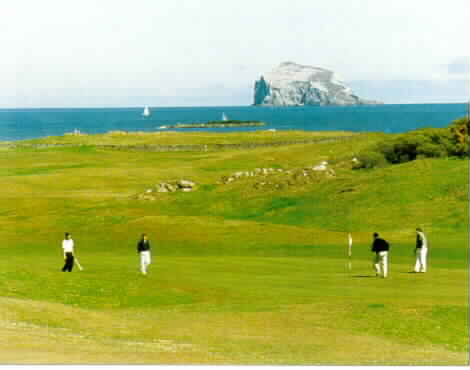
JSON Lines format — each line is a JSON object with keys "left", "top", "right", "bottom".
{"left": 380, "top": 128, "right": 452, "bottom": 164}
{"left": 353, "top": 151, "right": 387, "bottom": 169}
{"left": 449, "top": 117, "right": 469, "bottom": 157}
{"left": 353, "top": 117, "right": 468, "bottom": 169}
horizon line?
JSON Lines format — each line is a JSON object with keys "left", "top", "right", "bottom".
{"left": 0, "top": 102, "right": 468, "bottom": 110}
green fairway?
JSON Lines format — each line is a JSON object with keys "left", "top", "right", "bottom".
{"left": 0, "top": 130, "right": 468, "bottom": 364}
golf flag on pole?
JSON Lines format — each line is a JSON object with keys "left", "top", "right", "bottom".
{"left": 348, "top": 233, "right": 352, "bottom": 258}
{"left": 347, "top": 233, "right": 352, "bottom": 271}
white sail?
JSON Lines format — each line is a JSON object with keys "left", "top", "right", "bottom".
{"left": 142, "top": 106, "right": 151, "bottom": 117}
{"left": 222, "top": 112, "right": 228, "bottom": 121}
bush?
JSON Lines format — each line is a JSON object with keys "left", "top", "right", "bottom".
{"left": 353, "top": 151, "right": 387, "bottom": 169}
{"left": 353, "top": 117, "right": 468, "bottom": 169}
{"left": 416, "top": 142, "right": 448, "bottom": 158}
{"left": 449, "top": 117, "right": 469, "bottom": 157}
{"left": 379, "top": 128, "right": 453, "bottom": 164}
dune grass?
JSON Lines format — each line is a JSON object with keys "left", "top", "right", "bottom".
{"left": 0, "top": 130, "right": 467, "bottom": 364}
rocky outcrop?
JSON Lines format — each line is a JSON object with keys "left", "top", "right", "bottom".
{"left": 136, "top": 179, "right": 197, "bottom": 200}
{"left": 254, "top": 62, "right": 382, "bottom": 106}
{"left": 220, "top": 162, "right": 336, "bottom": 190}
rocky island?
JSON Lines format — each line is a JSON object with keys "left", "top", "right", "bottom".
{"left": 166, "top": 120, "right": 265, "bottom": 129}
{"left": 254, "top": 61, "right": 382, "bottom": 106}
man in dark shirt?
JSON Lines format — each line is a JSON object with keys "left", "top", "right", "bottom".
{"left": 371, "top": 232, "right": 390, "bottom": 278}
{"left": 414, "top": 227, "right": 428, "bottom": 273}
{"left": 137, "top": 233, "right": 151, "bottom": 275}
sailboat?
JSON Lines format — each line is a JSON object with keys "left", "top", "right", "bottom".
{"left": 142, "top": 106, "right": 151, "bottom": 117}
{"left": 221, "top": 112, "right": 228, "bottom": 121}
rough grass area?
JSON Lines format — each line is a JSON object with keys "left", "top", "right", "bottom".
{"left": 10, "top": 129, "right": 359, "bottom": 146}
{"left": 0, "top": 131, "right": 468, "bottom": 364}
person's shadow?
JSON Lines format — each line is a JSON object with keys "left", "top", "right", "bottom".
{"left": 352, "top": 275, "right": 376, "bottom": 278}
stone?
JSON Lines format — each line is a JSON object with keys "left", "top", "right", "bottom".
{"left": 178, "top": 180, "right": 195, "bottom": 188}
{"left": 313, "top": 161, "right": 328, "bottom": 171}
{"left": 327, "top": 169, "right": 336, "bottom": 177}
{"left": 254, "top": 62, "right": 382, "bottom": 106}
{"left": 166, "top": 183, "right": 177, "bottom": 192}
{"left": 156, "top": 184, "right": 168, "bottom": 192}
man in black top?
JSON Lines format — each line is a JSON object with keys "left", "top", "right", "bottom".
{"left": 137, "top": 233, "right": 151, "bottom": 275}
{"left": 371, "top": 232, "right": 390, "bottom": 278}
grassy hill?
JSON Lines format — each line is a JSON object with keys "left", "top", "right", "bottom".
{"left": 0, "top": 130, "right": 467, "bottom": 364}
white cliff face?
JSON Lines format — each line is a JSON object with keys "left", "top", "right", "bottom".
{"left": 254, "top": 62, "right": 382, "bottom": 106}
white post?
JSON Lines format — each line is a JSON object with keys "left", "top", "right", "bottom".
{"left": 348, "top": 233, "right": 352, "bottom": 257}
{"left": 347, "top": 233, "right": 352, "bottom": 271}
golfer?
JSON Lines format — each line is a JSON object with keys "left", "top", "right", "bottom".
{"left": 371, "top": 232, "right": 390, "bottom": 278}
{"left": 61, "top": 232, "right": 75, "bottom": 272}
{"left": 414, "top": 227, "right": 428, "bottom": 273}
{"left": 137, "top": 233, "right": 151, "bottom": 275}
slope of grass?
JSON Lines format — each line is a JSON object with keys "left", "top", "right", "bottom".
{"left": 0, "top": 131, "right": 467, "bottom": 364}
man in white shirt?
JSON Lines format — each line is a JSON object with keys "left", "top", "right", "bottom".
{"left": 414, "top": 227, "right": 428, "bottom": 273}
{"left": 62, "top": 232, "right": 75, "bottom": 272}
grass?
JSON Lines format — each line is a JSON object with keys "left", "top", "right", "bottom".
{"left": 0, "top": 130, "right": 468, "bottom": 364}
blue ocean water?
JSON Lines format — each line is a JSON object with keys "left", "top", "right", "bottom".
{"left": 0, "top": 104, "right": 467, "bottom": 142}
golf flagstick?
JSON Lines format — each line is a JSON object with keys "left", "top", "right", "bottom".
{"left": 347, "top": 233, "right": 352, "bottom": 271}
{"left": 75, "top": 256, "right": 83, "bottom": 271}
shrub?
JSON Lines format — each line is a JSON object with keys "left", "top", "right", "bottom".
{"left": 379, "top": 129, "right": 453, "bottom": 164}
{"left": 416, "top": 142, "right": 448, "bottom": 158}
{"left": 353, "top": 151, "right": 387, "bottom": 169}
{"left": 353, "top": 117, "right": 468, "bottom": 169}
{"left": 449, "top": 117, "right": 469, "bottom": 157}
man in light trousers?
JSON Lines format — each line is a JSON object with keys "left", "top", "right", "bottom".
{"left": 414, "top": 227, "right": 428, "bottom": 273}
{"left": 137, "top": 233, "right": 151, "bottom": 275}
{"left": 371, "top": 232, "right": 390, "bottom": 278}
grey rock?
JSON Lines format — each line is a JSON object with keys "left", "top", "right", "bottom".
{"left": 178, "top": 179, "right": 195, "bottom": 188}
{"left": 313, "top": 161, "right": 329, "bottom": 171}
{"left": 254, "top": 62, "right": 382, "bottom": 106}
{"left": 156, "top": 184, "right": 169, "bottom": 192}
{"left": 166, "top": 183, "right": 177, "bottom": 192}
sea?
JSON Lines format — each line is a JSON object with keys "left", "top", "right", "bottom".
{"left": 0, "top": 103, "right": 468, "bottom": 142}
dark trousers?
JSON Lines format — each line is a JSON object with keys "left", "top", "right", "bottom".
{"left": 62, "top": 252, "right": 74, "bottom": 272}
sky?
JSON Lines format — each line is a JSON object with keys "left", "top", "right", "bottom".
{"left": 1, "top": 0, "right": 469, "bottom": 107}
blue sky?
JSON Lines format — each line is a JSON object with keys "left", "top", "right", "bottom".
{"left": 1, "top": 0, "right": 469, "bottom": 107}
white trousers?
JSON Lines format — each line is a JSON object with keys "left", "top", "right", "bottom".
{"left": 140, "top": 251, "right": 151, "bottom": 274}
{"left": 414, "top": 248, "right": 427, "bottom": 272}
{"left": 373, "top": 251, "right": 388, "bottom": 277}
